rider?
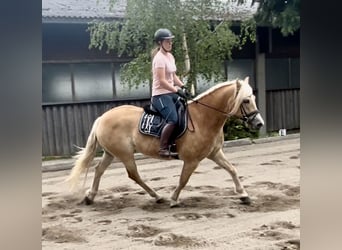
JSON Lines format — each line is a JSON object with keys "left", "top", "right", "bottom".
{"left": 151, "top": 28, "right": 189, "bottom": 157}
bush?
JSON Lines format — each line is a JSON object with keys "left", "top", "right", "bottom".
{"left": 223, "top": 117, "right": 259, "bottom": 141}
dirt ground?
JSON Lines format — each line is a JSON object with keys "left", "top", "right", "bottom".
{"left": 42, "top": 136, "right": 300, "bottom": 250}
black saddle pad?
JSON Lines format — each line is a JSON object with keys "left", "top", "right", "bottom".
{"left": 138, "top": 101, "right": 188, "bottom": 138}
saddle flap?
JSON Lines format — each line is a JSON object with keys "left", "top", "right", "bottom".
{"left": 139, "top": 112, "right": 165, "bottom": 137}
{"left": 139, "top": 102, "right": 188, "bottom": 138}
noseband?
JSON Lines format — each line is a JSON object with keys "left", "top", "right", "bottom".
{"left": 240, "top": 105, "right": 260, "bottom": 123}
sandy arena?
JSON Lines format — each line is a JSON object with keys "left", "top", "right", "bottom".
{"left": 42, "top": 135, "right": 300, "bottom": 250}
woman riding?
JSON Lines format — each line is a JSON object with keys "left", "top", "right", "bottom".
{"left": 151, "top": 28, "right": 189, "bottom": 157}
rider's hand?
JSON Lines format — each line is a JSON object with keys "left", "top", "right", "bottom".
{"left": 183, "top": 86, "right": 192, "bottom": 98}
{"left": 177, "top": 88, "right": 191, "bottom": 99}
{"left": 176, "top": 88, "right": 187, "bottom": 99}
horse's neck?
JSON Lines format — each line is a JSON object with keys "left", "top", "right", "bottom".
{"left": 199, "top": 84, "right": 235, "bottom": 113}
{"left": 190, "top": 85, "right": 236, "bottom": 130}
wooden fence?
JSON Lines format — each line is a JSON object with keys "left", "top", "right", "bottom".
{"left": 42, "top": 89, "right": 300, "bottom": 156}
{"left": 42, "top": 99, "right": 151, "bottom": 156}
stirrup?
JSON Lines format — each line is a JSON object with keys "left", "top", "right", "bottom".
{"left": 159, "top": 148, "right": 178, "bottom": 157}
{"left": 170, "top": 143, "right": 177, "bottom": 152}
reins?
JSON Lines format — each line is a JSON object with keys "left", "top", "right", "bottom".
{"left": 190, "top": 99, "right": 233, "bottom": 117}
{"left": 186, "top": 81, "right": 241, "bottom": 118}
{"left": 184, "top": 82, "right": 260, "bottom": 131}
{"left": 183, "top": 97, "right": 233, "bottom": 134}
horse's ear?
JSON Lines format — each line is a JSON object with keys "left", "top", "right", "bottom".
{"left": 244, "top": 76, "right": 249, "bottom": 83}
{"left": 236, "top": 79, "right": 241, "bottom": 89}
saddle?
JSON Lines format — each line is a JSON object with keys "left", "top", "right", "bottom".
{"left": 138, "top": 98, "right": 188, "bottom": 139}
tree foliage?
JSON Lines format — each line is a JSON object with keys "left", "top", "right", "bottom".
{"left": 223, "top": 116, "right": 259, "bottom": 140}
{"left": 88, "top": 0, "right": 299, "bottom": 88}
{"left": 88, "top": 0, "right": 256, "bottom": 88}
{"left": 251, "top": 0, "right": 300, "bottom": 36}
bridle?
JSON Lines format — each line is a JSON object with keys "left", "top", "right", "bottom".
{"left": 190, "top": 97, "right": 260, "bottom": 122}
{"left": 183, "top": 81, "right": 260, "bottom": 131}
{"left": 184, "top": 96, "right": 260, "bottom": 133}
{"left": 240, "top": 102, "right": 260, "bottom": 123}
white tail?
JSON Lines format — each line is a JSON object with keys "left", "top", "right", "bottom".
{"left": 66, "top": 117, "right": 101, "bottom": 191}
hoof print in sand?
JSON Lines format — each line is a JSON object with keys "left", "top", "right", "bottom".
{"left": 42, "top": 225, "right": 86, "bottom": 243}
{"left": 153, "top": 232, "right": 209, "bottom": 248}
{"left": 173, "top": 212, "right": 202, "bottom": 220}
{"left": 127, "top": 224, "right": 163, "bottom": 238}
{"left": 97, "top": 219, "right": 112, "bottom": 225}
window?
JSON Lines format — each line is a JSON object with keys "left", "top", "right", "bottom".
{"left": 114, "top": 65, "right": 150, "bottom": 99}
{"left": 196, "top": 75, "right": 217, "bottom": 94}
{"left": 42, "top": 64, "right": 73, "bottom": 103}
{"left": 227, "top": 59, "right": 255, "bottom": 89}
{"left": 42, "top": 62, "right": 155, "bottom": 104}
{"left": 196, "top": 66, "right": 226, "bottom": 94}
{"left": 73, "top": 63, "right": 114, "bottom": 101}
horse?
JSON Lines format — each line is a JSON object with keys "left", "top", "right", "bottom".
{"left": 66, "top": 76, "right": 264, "bottom": 207}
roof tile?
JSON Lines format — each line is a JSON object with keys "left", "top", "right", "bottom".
{"left": 42, "top": 0, "right": 126, "bottom": 20}
{"left": 42, "top": 0, "right": 257, "bottom": 21}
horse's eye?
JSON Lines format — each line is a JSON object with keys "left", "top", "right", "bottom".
{"left": 243, "top": 99, "right": 250, "bottom": 104}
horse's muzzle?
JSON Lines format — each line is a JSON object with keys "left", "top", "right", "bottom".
{"left": 250, "top": 113, "right": 264, "bottom": 130}
{"left": 255, "top": 122, "right": 263, "bottom": 129}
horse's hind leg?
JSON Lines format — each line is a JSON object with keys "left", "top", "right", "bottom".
{"left": 83, "top": 151, "right": 114, "bottom": 205}
{"left": 207, "top": 148, "right": 251, "bottom": 205}
{"left": 122, "top": 158, "right": 163, "bottom": 203}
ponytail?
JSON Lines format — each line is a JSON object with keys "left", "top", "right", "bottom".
{"left": 151, "top": 46, "right": 160, "bottom": 59}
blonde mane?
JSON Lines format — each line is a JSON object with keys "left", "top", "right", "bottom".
{"left": 188, "top": 78, "right": 253, "bottom": 115}
{"left": 189, "top": 79, "right": 237, "bottom": 104}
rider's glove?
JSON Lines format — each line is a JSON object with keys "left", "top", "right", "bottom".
{"left": 176, "top": 88, "right": 188, "bottom": 99}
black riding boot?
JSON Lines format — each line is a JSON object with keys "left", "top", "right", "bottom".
{"left": 159, "top": 123, "right": 178, "bottom": 157}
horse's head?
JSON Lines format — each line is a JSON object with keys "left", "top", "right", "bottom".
{"left": 232, "top": 77, "right": 264, "bottom": 130}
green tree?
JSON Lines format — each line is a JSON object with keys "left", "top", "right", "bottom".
{"left": 250, "top": 0, "right": 300, "bottom": 36}
{"left": 88, "top": 0, "right": 256, "bottom": 89}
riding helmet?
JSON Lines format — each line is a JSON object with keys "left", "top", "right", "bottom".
{"left": 154, "top": 28, "right": 175, "bottom": 43}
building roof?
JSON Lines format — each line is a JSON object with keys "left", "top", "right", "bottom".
{"left": 42, "top": 0, "right": 258, "bottom": 23}
{"left": 42, "top": 0, "right": 126, "bottom": 22}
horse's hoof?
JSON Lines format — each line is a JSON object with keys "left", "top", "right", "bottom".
{"left": 81, "top": 196, "right": 94, "bottom": 205}
{"left": 170, "top": 200, "right": 180, "bottom": 208}
{"left": 240, "top": 196, "right": 251, "bottom": 205}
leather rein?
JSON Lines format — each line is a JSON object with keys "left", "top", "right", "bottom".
{"left": 184, "top": 84, "right": 260, "bottom": 131}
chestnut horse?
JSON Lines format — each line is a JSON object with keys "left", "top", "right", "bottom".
{"left": 66, "top": 77, "right": 264, "bottom": 207}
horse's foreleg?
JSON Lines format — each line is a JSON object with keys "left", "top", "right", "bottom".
{"left": 83, "top": 151, "right": 113, "bottom": 205}
{"left": 170, "top": 161, "right": 199, "bottom": 207}
{"left": 123, "top": 158, "right": 163, "bottom": 203}
{"left": 207, "top": 149, "right": 251, "bottom": 204}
